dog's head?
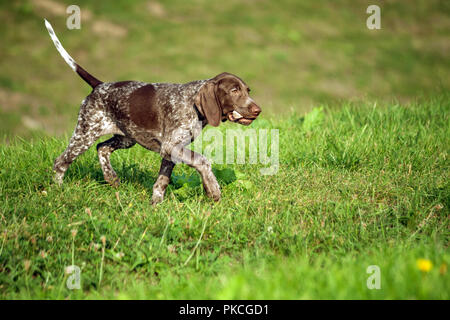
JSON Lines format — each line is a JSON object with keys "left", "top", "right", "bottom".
{"left": 195, "top": 72, "right": 261, "bottom": 127}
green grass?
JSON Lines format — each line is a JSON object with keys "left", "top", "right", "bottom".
{"left": 1, "top": 0, "right": 449, "bottom": 299}
{"left": 0, "top": 95, "right": 448, "bottom": 299}
{"left": 1, "top": 0, "right": 449, "bottom": 138}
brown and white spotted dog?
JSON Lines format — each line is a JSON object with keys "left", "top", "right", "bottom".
{"left": 45, "top": 20, "right": 261, "bottom": 204}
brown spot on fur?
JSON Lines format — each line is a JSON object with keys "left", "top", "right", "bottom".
{"left": 112, "top": 81, "right": 132, "bottom": 88}
{"left": 128, "top": 84, "right": 158, "bottom": 130}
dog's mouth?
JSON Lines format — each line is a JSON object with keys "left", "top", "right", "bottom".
{"left": 227, "top": 110, "right": 256, "bottom": 126}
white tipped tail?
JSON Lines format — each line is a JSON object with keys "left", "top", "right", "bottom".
{"left": 44, "top": 19, "right": 77, "bottom": 71}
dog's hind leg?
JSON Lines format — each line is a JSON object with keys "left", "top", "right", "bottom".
{"left": 97, "top": 135, "right": 136, "bottom": 187}
{"left": 53, "top": 98, "right": 120, "bottom": 185}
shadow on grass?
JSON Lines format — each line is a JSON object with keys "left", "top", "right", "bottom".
{"left": 65, "top": 161, "right": 158, "bottom": 189}
{"left": 64, "top": 161, "right": 238, "bottom": 202}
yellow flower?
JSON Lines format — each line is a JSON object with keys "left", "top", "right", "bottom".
{"left": 417, "top": 259, "right": 433, "bottom": 272}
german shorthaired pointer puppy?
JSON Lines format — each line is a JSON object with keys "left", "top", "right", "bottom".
{"left": 45, "top": 20, "right": 261, "bottom": 204}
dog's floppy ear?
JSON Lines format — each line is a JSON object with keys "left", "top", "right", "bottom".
{"left": 195, "top": 81, "right": 221, "bottom": 127}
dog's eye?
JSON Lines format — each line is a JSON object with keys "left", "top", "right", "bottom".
{"left": 230, "top": 87, "right": 239, "bottom": 93}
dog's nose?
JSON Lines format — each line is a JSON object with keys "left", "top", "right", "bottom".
{"left": 250, "top": 104, "right": 261, "bottom": 116}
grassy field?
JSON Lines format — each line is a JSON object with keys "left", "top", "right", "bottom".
{"left": 0, "top": 0, "right": 449, "bottom": 138}
{"left": 0, "top": 0, "right": 449, "bottom": 300}
{"left": 0, "top": 95, "right": 448, "bottom": 299}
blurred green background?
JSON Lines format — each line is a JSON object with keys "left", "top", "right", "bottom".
{"left": 0, "top": 0, "right": 449, "bottom": 139}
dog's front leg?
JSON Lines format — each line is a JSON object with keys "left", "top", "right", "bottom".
{"left": 160, "top": 144, "right": 221, "bottom": 202}
{"left": 152, "top": 159, "right": 175, "bottom": 205}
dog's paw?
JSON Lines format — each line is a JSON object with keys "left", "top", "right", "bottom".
{"left": 203, "top": 178, "right": 221, "bottom": 202}
{"left": 106, "top": 176, "right": 120, "bottom": 188}
{"left": 53, "top": 172, "right": 64, "bottom": 186}
{"left": 151, "top": 189, "right": 165, "bottom": 206}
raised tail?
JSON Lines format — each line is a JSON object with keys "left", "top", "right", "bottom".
{"left": 44, "top": 19, "right": 102, "bottom": 89}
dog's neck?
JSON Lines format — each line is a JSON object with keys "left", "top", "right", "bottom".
{"left": 193, "top": 103, "right": 206, "bottom": 122}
